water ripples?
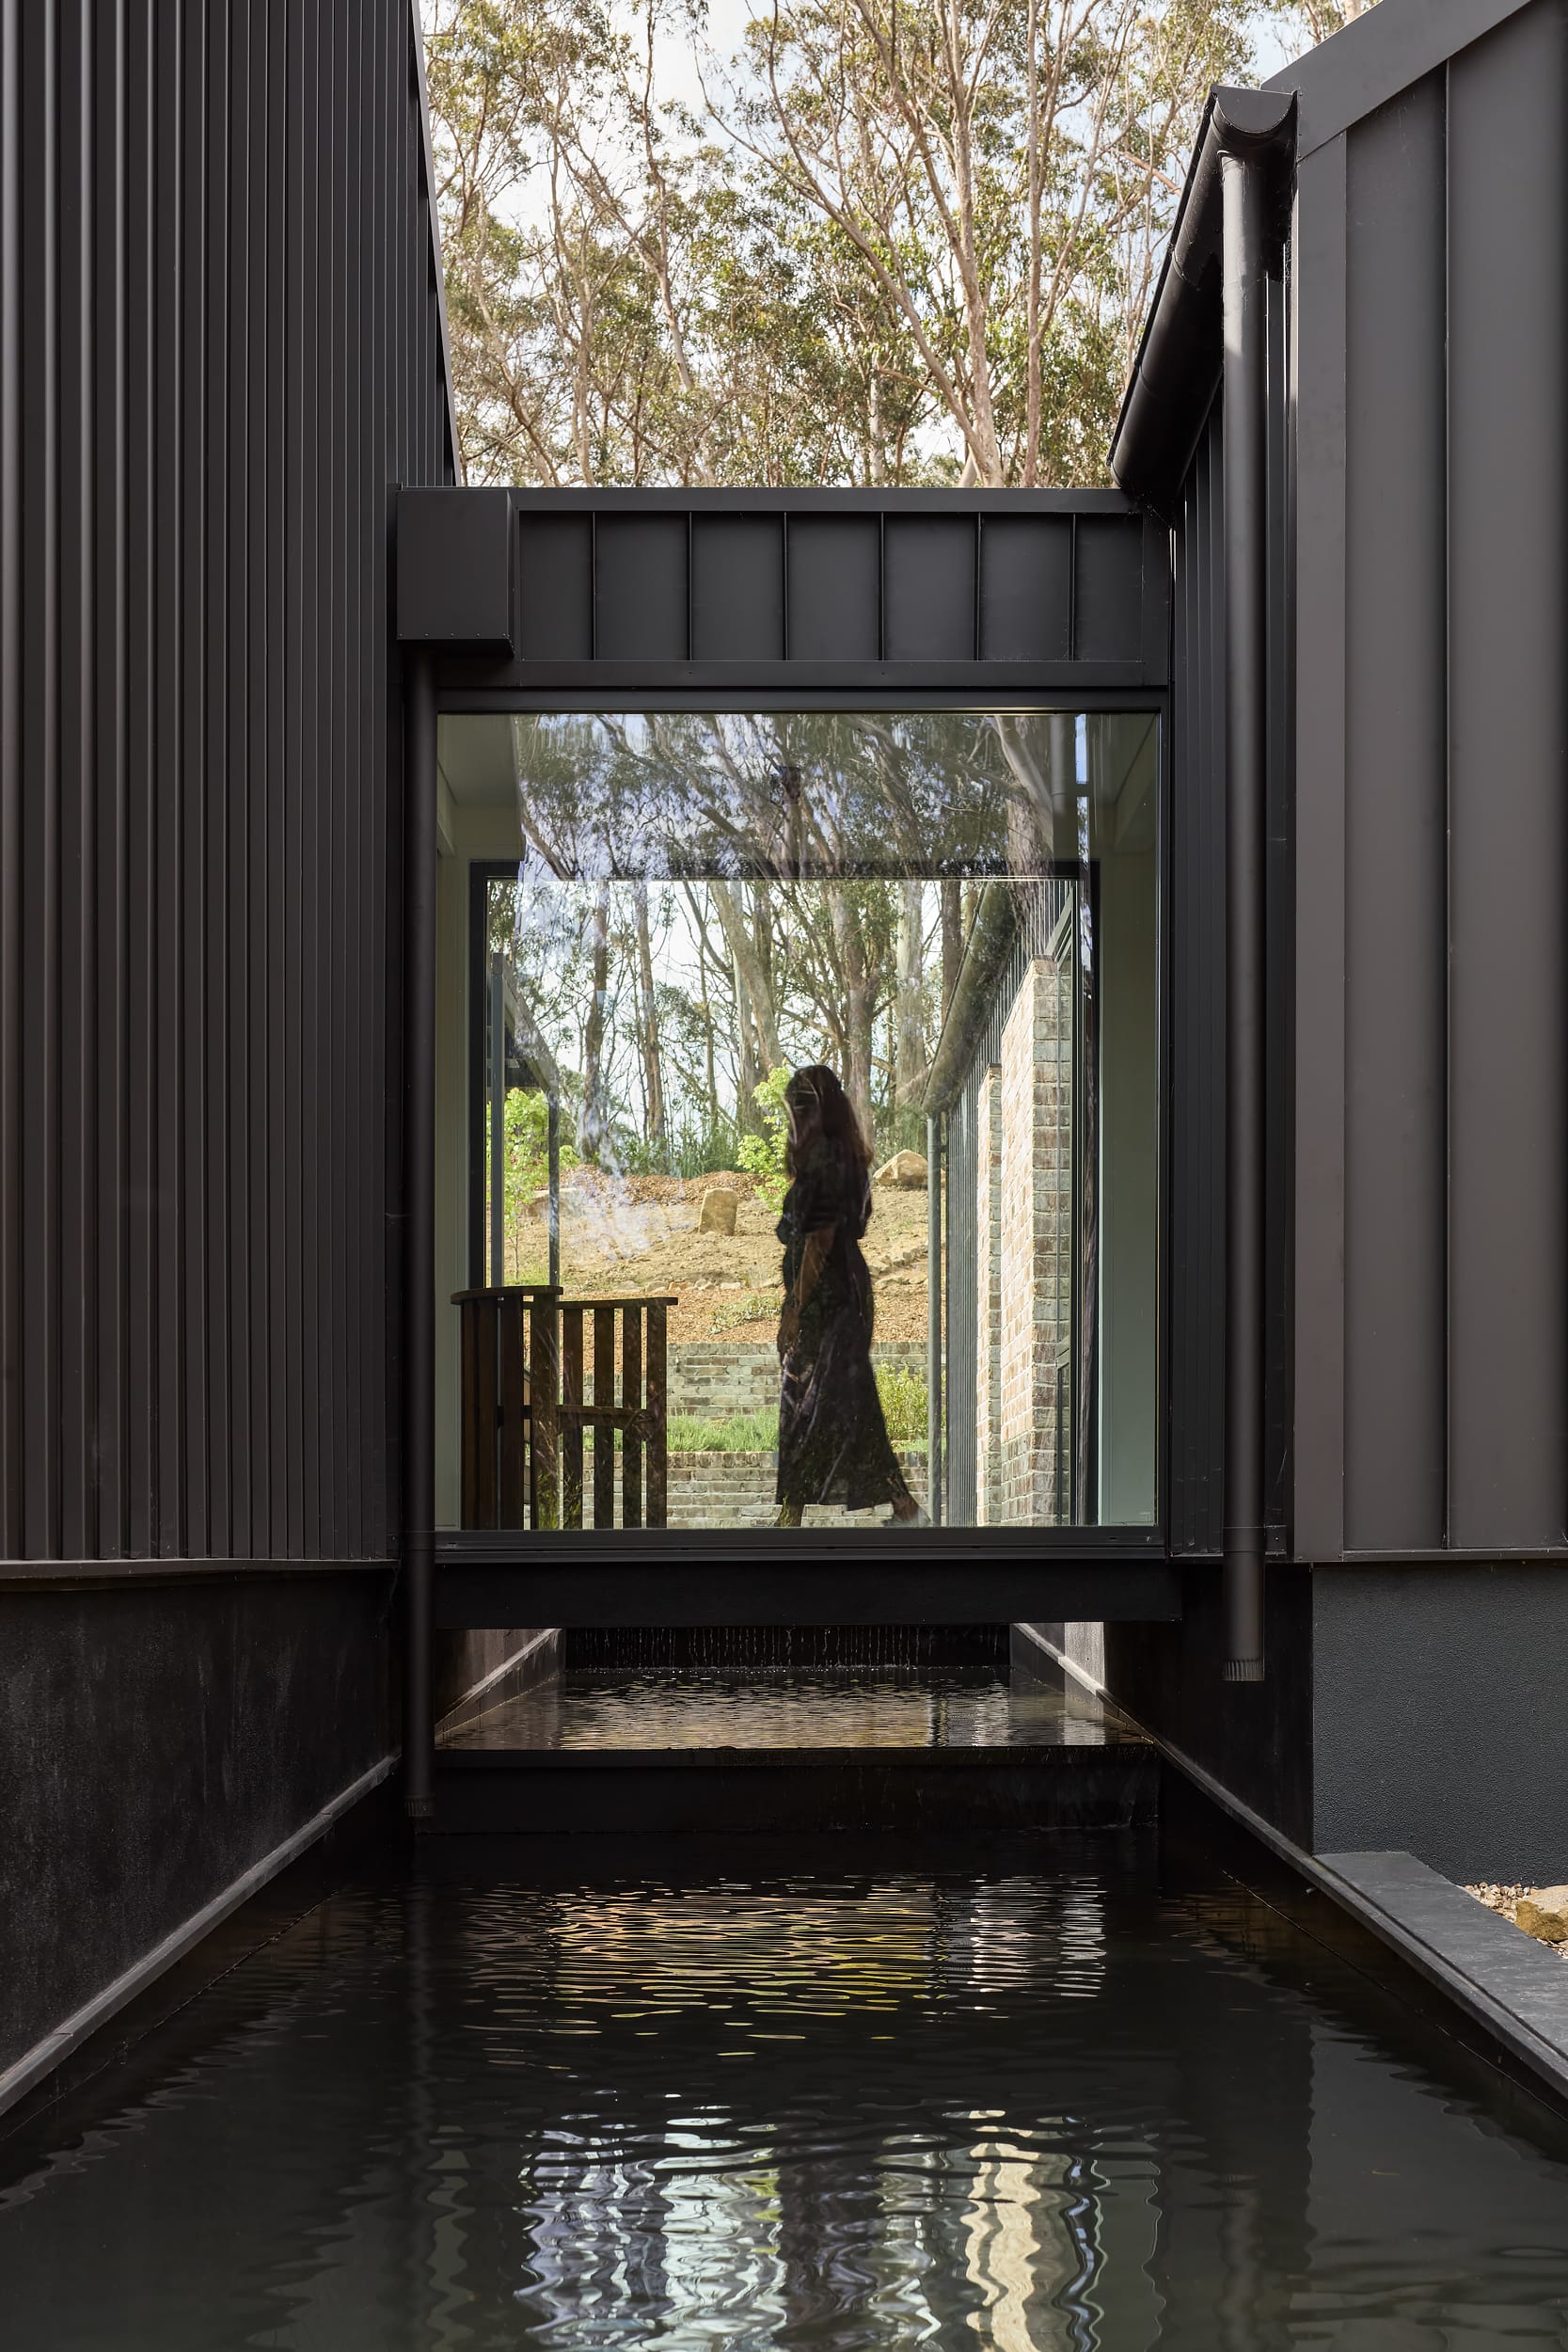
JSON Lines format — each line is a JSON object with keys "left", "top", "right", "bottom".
{"left": 4, "top": 1849, "right": 1568, "bottom": 2347}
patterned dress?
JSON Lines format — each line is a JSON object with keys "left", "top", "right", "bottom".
{"left": 775, "top": 1141, "right": 913, "bottom": 1514}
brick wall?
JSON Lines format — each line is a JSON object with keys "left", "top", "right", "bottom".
{"left": 669, "top": 1340, "right": 929, "bottom": 1420}
{"left": 668, "top": 1452, "right": 930, "bottom": 1530}
{"left": 993, "top": 955, "right": 1074, "bottom": 1525}
{"left": 975, "top": 1065, "right": 1005, "bottom": 1523}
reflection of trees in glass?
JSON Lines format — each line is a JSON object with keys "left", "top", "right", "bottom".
{"left": 496, "top": 713, "right": 1050, "bottom": 1166}
{"left": 489, "top": 712, "right": 1124, "bottom": 1173}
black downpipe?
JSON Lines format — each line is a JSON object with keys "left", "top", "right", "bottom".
{"left": 1221, "top": 147, "right": 1267, "bottom": 1683}
{"left": 927, "top": 1111, "right": 942, "bottom": 1525}
{"left": 404, "top": 650, "right": 437, "bottom": 1815}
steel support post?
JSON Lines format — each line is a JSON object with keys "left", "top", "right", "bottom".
{"left": 404, "top": 650, "right": 438, "bottom": 1815}
{"left": 1221, "top": 145, "right": 1268, "bottom": 1682}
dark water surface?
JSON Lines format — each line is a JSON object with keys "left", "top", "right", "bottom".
{"left": 5, "top": 1838, "right": 1568, "bottom": 2348}
{"left": 441, "top": 1664, "right": 1144, "bottom": 1751}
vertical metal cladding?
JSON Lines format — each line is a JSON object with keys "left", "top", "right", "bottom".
{"left": 1324, "top": 0, "right": 1568, "bottom": 1555}
{"left": 1442, "top": 0, "right": 1568, "bottom": 1549}
{"left": 1341, "top": 75, "right": 1448, "bottom": 1554}
{"left": 0, "top": 0, "right": 455, "bottom": 1561}
{"left": 1169, "top": 408, "right": 1227, "bottom": 1556}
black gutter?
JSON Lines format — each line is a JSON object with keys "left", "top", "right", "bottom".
{"left": 1109, "top": 88, "right": 1293, "bottom": 510}
{"left": 1112, "top": 86, "right": 1291, "bottom": 1679}
{"left": 403, "top": 650, "right": 437, "bottom": 1818}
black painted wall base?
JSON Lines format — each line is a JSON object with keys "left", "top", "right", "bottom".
{"left": 432, "top": 1742, "right": 1159, "bottom": 1836}
{"left": 1095, "top": 1562, "right": 1312, "bottom": 1846}
{"left": 0, "top": 1572, "right": 396, "bottom": 2090}
{"left": 1312, "top": 1563, "right": 1568, "bottom": 1882}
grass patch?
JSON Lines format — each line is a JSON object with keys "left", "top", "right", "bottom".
{"left": 709, "top": 1290, "right": 779, "bottom": 1334}
{"left": 666, "top": 1369, "right": 928, "bottom": 1454}
{"left": 668, "top": 1408, "right": 780, "bottom": 1454}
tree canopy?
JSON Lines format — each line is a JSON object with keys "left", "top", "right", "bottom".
{"left": 423, "top": 0, "right": 1377, "bottom": 487}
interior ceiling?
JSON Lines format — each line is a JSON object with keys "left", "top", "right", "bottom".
{"left": 438, "top": 714, "right": 520, "bottom": 809}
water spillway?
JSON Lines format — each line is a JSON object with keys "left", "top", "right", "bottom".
{"left": 431, "top": 1629, "right": 1157, "bottom": 1836}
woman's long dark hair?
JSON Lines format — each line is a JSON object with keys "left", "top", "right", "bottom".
{"left": 783, "top": 1064, "right": 871, "bottom": 1177}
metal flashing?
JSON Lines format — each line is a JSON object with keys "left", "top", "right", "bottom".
{"left": 1264, "top": 0, "right": 1541, "bottom": 159}
{"left": 407, "top": 0, "right": 463, "bottom": 482}
{"left": 1110, "top": 89, "right": 1294, "bottom": 507}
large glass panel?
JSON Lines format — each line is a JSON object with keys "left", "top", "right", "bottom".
{"left": 435, "top": 710, "right": 1158, "bottom": 1533}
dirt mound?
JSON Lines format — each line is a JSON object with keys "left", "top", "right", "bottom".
{"left": 511, "top": 1166, "right": 938, "bottom": 1346}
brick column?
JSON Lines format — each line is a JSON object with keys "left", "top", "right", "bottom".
{"left": 975, "top": 1064, "right": 1005, "bottom": 1522}
{"left": 999, "top": 956, "right": 1074, "bottom": 1524}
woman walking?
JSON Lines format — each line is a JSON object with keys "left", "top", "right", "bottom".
{"left": 774, "top": 1065, "right": 927, "bottom": 1529}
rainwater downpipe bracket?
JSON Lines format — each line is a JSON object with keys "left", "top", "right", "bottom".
{"left": 404, "top": 647, "right": 438, "bottom": 1818}
{"left": 1219, "top": 117, "right": 1276, "bottom": 1685}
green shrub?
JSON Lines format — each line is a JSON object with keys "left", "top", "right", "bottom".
{"left": 735, "top": 1063, "right": 792, "bottom": 1210}
{"left": 877, "top": 1363, "right": 928, "bottom": 1448}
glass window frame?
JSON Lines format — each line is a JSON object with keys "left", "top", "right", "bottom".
{"left": 444, "top": 692, "right": 1169, "bottom": 1560}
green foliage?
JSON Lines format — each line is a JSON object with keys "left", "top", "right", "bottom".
{"left": 485, "top": 1089, "right": 578, "bottom": 1279}
{"left": 876, "top": 1364, "right": 928, "bottom": 1449}
{"left": 668, "top": 1408, "right": 780, "bottom": 1454}
{"left": 666, "top": 1119, "right": 744, "bottom": 1179}
{"left": 667, "top": 1373, "right": 927, "bottom": 1454}
{"left": 423, "top": 0, "right": 1342, "bottom": 493}
{"left": 734, "top": 1064, "right": 793, "bottom": 1210}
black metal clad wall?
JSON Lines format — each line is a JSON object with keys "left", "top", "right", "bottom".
{"left": 1330, "top": 3, "right": 1568, "bottom": 1552}
{"left": 1168, "top": 408, "right": 1226, "bottom": 1556}
{"left": 0, "top": 0, "right": 455, "bottom": 1562}
{"left": 500, "top": 498, "right": 1162, "bottom": 680}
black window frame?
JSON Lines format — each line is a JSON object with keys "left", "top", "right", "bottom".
{"left": 446, "top": 692, "right": 1168, "bottom": 1562}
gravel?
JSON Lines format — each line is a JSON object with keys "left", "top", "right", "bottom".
{"left": 1466, "top": 1882, "right": 1568, "bottom": 1959}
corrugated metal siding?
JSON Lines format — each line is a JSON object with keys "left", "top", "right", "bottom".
{"left": 1330, "top": 0, "right": 1568, "bottom": 1552}
{"left": 0, "top": 0, "right": 454, "bottom": 1561}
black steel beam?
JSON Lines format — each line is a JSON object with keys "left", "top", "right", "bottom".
{"left": 434, "top": 1556, "right": 1180, "bottom": 1630}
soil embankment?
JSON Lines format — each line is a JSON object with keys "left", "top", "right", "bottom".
{"left": 516, "top": 1168, "right": 937, "bottom": 1348}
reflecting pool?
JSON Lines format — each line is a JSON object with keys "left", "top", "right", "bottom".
{"left": 4, "top": 1840, "right": 1568, "bottom": 2347}
{"left": 440, "top": 1662, "right": 1144, "bottom": 1751}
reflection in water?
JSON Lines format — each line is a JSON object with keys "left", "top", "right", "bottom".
{"left": 5, "top": 1850, "right": 1568, "bottom": 2348}
{"left": 439, "top": 1663, "right": 1143, "bottom": 1753}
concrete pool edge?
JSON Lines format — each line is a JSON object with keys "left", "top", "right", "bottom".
{"left": 1021, "top": 1626, "right": 1568, "bottom": 2112}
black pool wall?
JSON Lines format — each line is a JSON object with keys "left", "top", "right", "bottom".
{"left": 0, "top": 1573, "right": 394, "bottom": 2088}
{"left": 1093, "top": 1567, "right": 1313, "bottom": 1848}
